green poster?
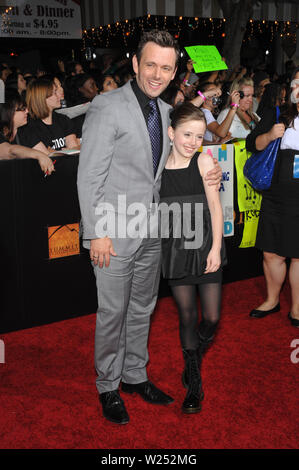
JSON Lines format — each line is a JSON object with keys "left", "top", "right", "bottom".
{"left": 184, "top": 45, "right": 228, "bottom": 73}
{"left": 234, "top": 140, "right": 262, "bottom": 212}
{"left": 239, "top": 210, "right": 260, "bottom": 248}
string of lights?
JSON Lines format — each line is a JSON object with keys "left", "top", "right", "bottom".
{"left": 81, "top": 15, "right": 299, "bottom": 51}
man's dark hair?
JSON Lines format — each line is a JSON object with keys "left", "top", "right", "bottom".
{"left": 136, "top": 30, "right": 180, "bottom": 66}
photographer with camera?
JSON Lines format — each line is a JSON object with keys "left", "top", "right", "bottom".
{"left": 198, "top": 82, "right": 239, "bottom": 144}
{"left": 217, "top": 77, "right": 260, "bottom": 139}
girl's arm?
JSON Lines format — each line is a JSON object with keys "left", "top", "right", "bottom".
{"left": 198, "top": 153, "right": 223, "bottom": 273}
{"left": 65, "top": 133, "right": 80, "bottom": 149}
{"left": 33, "top": 141, "right": 51, "bottom": 155}
{"left": 0, "top": 142, "right": 55, "bottom": 174}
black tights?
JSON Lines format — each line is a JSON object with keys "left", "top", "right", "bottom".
{"left": 171, "top": 283, "right": 222, "bottom": 350}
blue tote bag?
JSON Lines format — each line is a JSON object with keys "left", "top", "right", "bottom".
{"left": 243, "top": 106, "right": 281, "bottom": 191}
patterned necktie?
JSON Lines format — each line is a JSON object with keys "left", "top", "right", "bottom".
{"left": 147, "top": 99, "right": 161, "bottom": 176}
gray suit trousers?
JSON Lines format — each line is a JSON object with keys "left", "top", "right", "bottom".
{"left": 93, "top": 237, "right": 162, "bottom": 394}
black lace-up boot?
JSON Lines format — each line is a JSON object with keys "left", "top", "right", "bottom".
{"left": 181, "top": 349, "right": 204, "bottom": 414}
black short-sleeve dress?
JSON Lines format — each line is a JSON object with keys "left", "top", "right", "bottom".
{"left": 159, "top": 152, "right": 227, "bottom": 286}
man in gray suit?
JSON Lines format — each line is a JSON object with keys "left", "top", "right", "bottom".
{"left": 78, "top": 31, "right": 221, "bottom": 424}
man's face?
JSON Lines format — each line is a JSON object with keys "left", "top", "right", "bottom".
{"left": 132, "top": 42, "right": 177, "bottom": 99}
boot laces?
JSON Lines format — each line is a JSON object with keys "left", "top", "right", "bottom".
{"left": 187, "top": 353, "right": 202, "bottom": 397}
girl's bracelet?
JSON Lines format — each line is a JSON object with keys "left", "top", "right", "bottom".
{"left": 197, "top": 90, "right": 206, "bottom": 101}
{"left": 231, "top": 103, "right": 239, "bottom": 108}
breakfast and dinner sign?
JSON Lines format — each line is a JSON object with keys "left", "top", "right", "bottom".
{"left": 0, "top": 0, "right": 82, "bottom": 39}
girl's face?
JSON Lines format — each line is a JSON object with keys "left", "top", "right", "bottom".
{"left": 46, "top": 85, "right": 61, "bottom": 111}
{"left": 54, "top": 77, "right": 64, "bottom": 101}
{"left": 18, "top": 74, "right": 27, "bottom": 93}
{"left": 168, "top": 119, "right": 206, "bottom": 159}
{"left": 13, "top": 104, "right": 28, "bottom": 129}
{"left": 290, "top": 71, "right": 299, "bottom": 104}
{"left": 101, "top": 76, "right": 118, "bottom": 93}
{"left": 239, "top": 85, "right": 254, "bottom": 111}
{"left": 80, "top": 78, "right": 99, "bottom": 99}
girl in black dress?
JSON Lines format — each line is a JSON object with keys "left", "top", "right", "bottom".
{"left": 160, "top": 103, "right": 226, "bottom": 413}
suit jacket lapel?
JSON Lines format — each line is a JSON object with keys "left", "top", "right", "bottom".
{"left": 122, "top": 82, "right": 170, "bottom": 182}
{"left": 155, "top": 98, "right": 170, "bottom": 182}
{"left": 122, "top": 82, "right": 153, "bottom": 177}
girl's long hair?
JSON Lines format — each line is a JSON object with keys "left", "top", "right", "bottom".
{"left": 0, "top": 90, "right": 24, "bottom": 142}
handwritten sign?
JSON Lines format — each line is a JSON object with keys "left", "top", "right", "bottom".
{"left": 234, "top": 140, "right": 262, "bottom": 212}
{"left": 185, "top": 45, "right": 228, "bottom": 73}
{"left": 239, "top": 210, "right": 260, "bottom": 248}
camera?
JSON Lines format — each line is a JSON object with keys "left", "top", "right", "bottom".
{"left": 239, "top": 90, "right": 244, "bottom": 99}
{"left": 212, "top": 96, "right": 221, "bottom": 106}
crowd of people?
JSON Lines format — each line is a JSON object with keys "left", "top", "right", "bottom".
{"left": 0, "top": 44, "right": 294, "bottom": 158}
{"left": 0, "top": 47, "right": 293, "bottom": 161}
{"left": 1, "top": 30, "right": 299, "bottom": 425}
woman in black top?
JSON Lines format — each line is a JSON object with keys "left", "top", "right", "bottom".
{"left": 0, "top": 92, "right": 54, "bottom": 174}
{"left": 246, "top": 72, "right": 299, "bottom": 328}
{"left": 246, "top": 83, "right": 286, "bottom": 155}
{"left": 18, "top": 77, "right": 78, "bottom": 153}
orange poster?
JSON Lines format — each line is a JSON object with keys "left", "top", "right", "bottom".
{"left": 48, "top": 223, "right": 80, "bottom": 259}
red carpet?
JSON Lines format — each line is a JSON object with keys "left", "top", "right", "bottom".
{"left": 0, "top": 276, "right": 298, "bottom": 449}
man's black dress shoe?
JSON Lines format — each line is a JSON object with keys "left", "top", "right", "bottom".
{"left": 100, "top": 390, "right": 129, "bottom": 424}
{"left": 249, "top": 303, "right": 280, "bottom": 318}
{"left": 121, "top": 381, "right": 174, "bottom": 405}
{"left": 288, "top": 312, "right": 299, "bottom": 328}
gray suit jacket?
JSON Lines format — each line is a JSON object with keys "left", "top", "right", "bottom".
{"left": 77, "top": 80, "right": 171, "bottom": 256}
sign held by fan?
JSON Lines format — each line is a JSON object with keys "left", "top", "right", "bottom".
{"left": 184, "top": 45, "right": 228, "bottom": 73}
